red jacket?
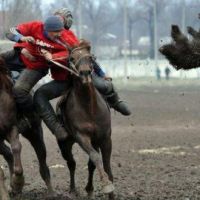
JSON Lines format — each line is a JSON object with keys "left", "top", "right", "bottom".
{"left": 14, "top": 21, "right": 79, "bottom": 80}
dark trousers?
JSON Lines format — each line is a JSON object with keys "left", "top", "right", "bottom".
{"left": 34, "top": 80, "right": 70, "bottom": 115}
{"left": 13, "top": 68, "right": 48, "bottom": 111}
{"left": 14, "top": 68, "right": 70, "bottom": 136}
{"left": 33, "top": 80, "right": 71, "bottom": 135}
{"left": 92, "top": 74, "right": 113, "bottom": 95}
{"left": 0, "top": 49, "right": 25, "bottom": 73}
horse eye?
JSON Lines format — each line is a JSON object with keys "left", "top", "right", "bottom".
{"left": 80, "top": 71, "right": 84, "bottom": 76}
{"left": 70, "top": 57, "right": 74, "bottom": 62}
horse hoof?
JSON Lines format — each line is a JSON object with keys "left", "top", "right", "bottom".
{"left": 87, "top": 191, "right": 94, "bottom": 199}
{"left": 68, "top": 189, "right": 79, "bottom": 199}
{"left": 9, "top": 190, "right": 22, "bottom": 199}
{"left": 11, "top": 174, "right": 24, "bottom": 194}
{"left": 45, "top": 190, "right": 57, "bottom": 200}
{"left": 102, "top": 183, "right": 115, "bottom": 194}
{"left": 0, "top": 191, "right": 10, "bottom": 200}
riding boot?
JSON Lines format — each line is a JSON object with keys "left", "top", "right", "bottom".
{"left": 106, "top": 90, "right": 131, "bottom": 116}
{"left": 37, "top": 103, "right": 68, "bottom": 141}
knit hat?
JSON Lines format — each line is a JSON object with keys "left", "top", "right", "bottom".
{"left": 44, "top": 15, "right": 64, "bottom": 32}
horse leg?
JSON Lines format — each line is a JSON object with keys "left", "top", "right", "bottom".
{"left": 21, "top": 126, "right": 54, "bottom": 196}
{"left": 85, "top": 146, "right": 99, "bottom": 197}
{"left": 7, "top": 126, "right": 24, "bottom": 194}
{"left": 0, "top": 141, "right": 14, "bottom": 185}
{"left": 0, "top": 141, "right": 14, "bottom": 191}
{"left": 100, "top": 137, "right": 115, "bottom": 200}
{"left": 57, "top": 138, "right": 76, "bottom": 193}
{"left": 0, "top": 167, "right": 10, "bottom": 200}
{"left": 76, "top": 133, "right": 114, "bottom": 194}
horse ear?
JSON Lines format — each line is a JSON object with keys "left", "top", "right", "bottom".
{"left": 79, "top": 39, "right": 91, "bottom": 52}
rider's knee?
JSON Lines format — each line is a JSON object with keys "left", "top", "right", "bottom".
{"left": 100, "top": 81, "right": 113, "bottom": 95}
{"left": 93, "top": 77, "right": 113, "bottom": 95}
{"left": 13, "top": 85, "right": 29, "bottom": 98}
{"left": 33, "top": 89, "right": 45, "bottom": 104}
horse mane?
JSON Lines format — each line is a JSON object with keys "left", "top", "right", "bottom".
{"left": 0, "top": 56, "right": 13, "bottom": 93}
{"left": 0, "top": 57, "right": 9, "bottom": 74}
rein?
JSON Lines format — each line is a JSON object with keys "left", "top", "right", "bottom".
{"left": 69, "top": 54, "right": 93, "bottom": 71}
{"left": 49, "top": 47, "right": 93, "bottom": 77}
{"left": 49, "top": 59, "right": 80, "bottom": 77}
{"left": 69, "top": 45, "right": 94, "bottom": 74}
{"left": 37, "top": 42, "right": 93, "bottom": 78}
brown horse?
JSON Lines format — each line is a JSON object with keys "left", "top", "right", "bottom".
{"left": 0, "top": 57, "right": 23, "bottom": 199}
{"left": 57, "top": 40, "right": 115, "bottom": 200}
{"left": 0, "top": 57, "right": 54, "bottom": 198}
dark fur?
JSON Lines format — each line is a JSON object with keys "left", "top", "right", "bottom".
{"left": 159, "top": 25, "right": 200, "bottom": 70}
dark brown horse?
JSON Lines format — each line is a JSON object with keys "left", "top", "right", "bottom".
{"left": 57, "top": 40, "right": 115, "bottom": 200}
{"left": 0, "top": 57, "right": 23, "bottom": 199}
{"left": 0, "top": 57, "right": 53, "bottom": 198}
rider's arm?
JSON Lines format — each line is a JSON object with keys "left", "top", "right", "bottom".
{"left": 6, "top": 27, "right": 24, "bottom": 42}
{"left": 92, "top": 60, "right": 106, "bottom": 78}
{"left": 6, "top": 27, "right": 35, "bottom": 44}
{"left": 6, "top": 22, "right": 35, "bottom": 43}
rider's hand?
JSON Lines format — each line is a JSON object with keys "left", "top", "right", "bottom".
{"left": 20, "top": 36, "right": 35, "bottom": 43}
{"left": 40, "top": 49, "right": 52, "bottom": 61}
{"left": 21, "top": 48, "right": 36, "bottom": 61}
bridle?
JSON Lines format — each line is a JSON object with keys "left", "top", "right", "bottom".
{"left": 68, "top": 46, "right": 94, "bottom": 76}
{"left": 38, "top": 42, "right": 94, "bottom": 78}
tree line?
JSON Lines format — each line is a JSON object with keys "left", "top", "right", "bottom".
{"left": 0, "top": 0, "right": 200, "bottom": 59}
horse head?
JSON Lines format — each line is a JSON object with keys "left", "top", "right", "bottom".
{"left": 69, "top": 39, "right": 94, "bottom": 84}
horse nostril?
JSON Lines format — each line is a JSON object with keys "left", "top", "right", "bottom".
{"left": 80, "top": 71, "right": 84, "bottom": 76}
{"left": 80, "top": 70, "right": 91, "bottom": 76}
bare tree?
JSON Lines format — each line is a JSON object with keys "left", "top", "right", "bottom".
{"left": 136, "top": 0, "right": 168, "bottom": 58}
{"left": 75, "top": 0, "right": 118, "bottom": 53}
{"left": 5, "top": 0, "right": 42, "bottom": 28}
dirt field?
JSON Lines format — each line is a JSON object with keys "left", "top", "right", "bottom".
{"left": 2, "top": 78, "right": 200, "bottom": 200}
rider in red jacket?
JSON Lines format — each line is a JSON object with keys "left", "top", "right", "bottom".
{"left": 7, "top": 15, "right": 77, "bottom": 140}
{"left": 4, "top": 8, "right": 131, "bottom": 119}
{"left": 5, "top": 9, "right": 130, "bottom": 139}
{"left": 13, "top": 20, "right": 79, "bottom": 80}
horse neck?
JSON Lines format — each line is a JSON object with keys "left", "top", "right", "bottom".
{"left": 0, "top": 74, "right": 13, "bottom": 94}
{"left": 73, "top": 79, "right": 97, "bottom": 116}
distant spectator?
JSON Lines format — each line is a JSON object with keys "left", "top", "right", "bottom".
{"left": 156, "top": 67, "right": 161, "bottom": 80}
{"left": 165, "top": 66, "right": 171, "bottom": 80}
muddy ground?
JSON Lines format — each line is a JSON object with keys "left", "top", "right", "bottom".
{"left": 2, "top": 78, "right": 200, "bottom": 200}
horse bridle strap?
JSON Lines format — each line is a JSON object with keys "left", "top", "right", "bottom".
{"left": 70, "top": 54, "right": 93, "bottom": 70}
{"left": 49, "top": 59, "right": 80, "bottom": 77}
